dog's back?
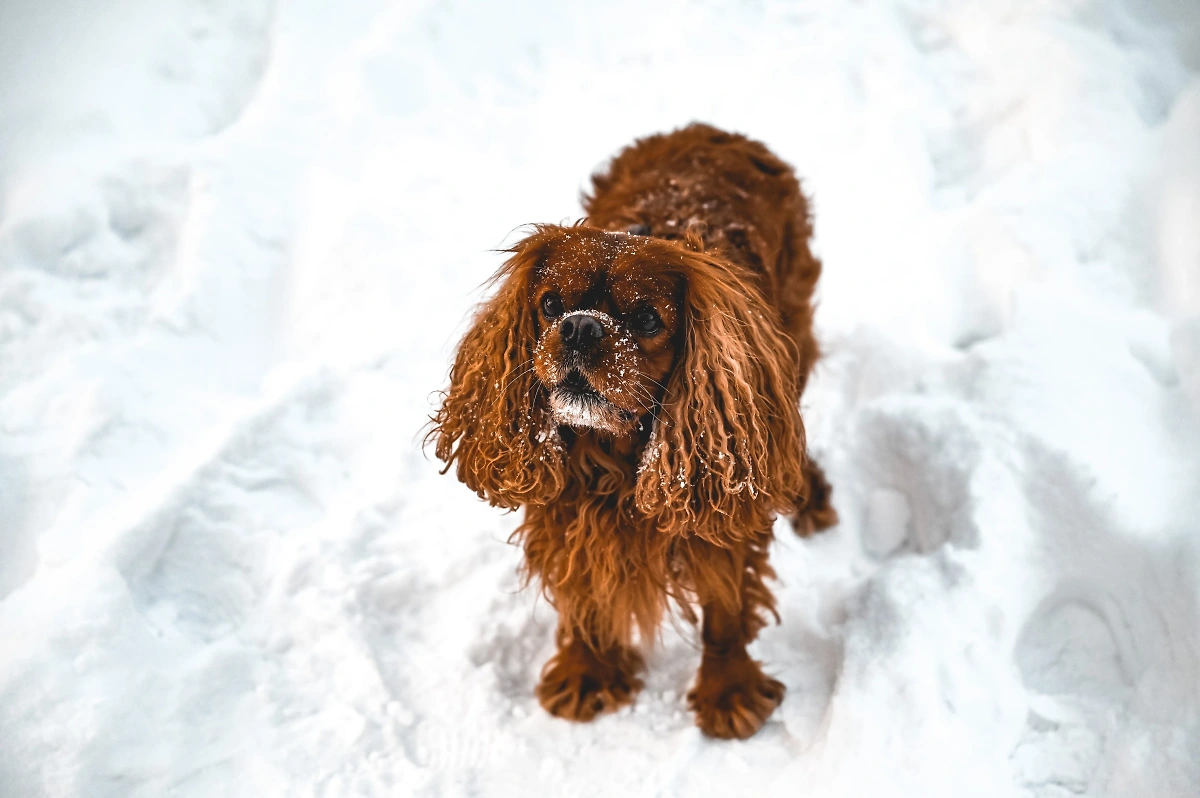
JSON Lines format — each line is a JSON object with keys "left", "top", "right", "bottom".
{"left": 583, "top": 123, "right": 822, "bottom": 388}
{"left": 584, "top": 124, "right": 835, "bottom": 534}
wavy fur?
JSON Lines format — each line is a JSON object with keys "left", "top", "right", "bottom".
{"left": 429, "top": 228, "right": 568, "bottom": 508}
{"left": 429, "top": 124, "right": 837, "bottom": 739}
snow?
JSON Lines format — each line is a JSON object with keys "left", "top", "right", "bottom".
{"left": 861, "top": 488, "right": 911, "bottom": 558}
{"left": 1, "top": 0, "right": 1199, "bottom": 796}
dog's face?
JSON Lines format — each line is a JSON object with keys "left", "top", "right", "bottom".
{"left": 529, "top": 233, "right": 682, "bottom": 436}
{"left": 431, "top": 223, "right": 806, "bottom": 539}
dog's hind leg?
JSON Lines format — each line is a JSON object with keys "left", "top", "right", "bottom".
{"left": 790, "top": 456, "right": 838, "bottom": 537}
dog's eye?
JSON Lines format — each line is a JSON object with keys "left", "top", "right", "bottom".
{"left": 541, "top": 293, "right": 564, "bottom": 318}
{"left": 630, "top": 307, "right": 662, "bottom": 336}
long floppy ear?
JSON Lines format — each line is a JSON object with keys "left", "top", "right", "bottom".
{"left": 635, "top": 248, "right": 806, "bottom": 543}
{"left": 428, "top": 227, "right": 566, "bottom": 509}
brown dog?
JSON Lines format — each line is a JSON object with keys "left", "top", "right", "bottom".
{"left": 431, "top": 123, "right": 837, "bottom": 739}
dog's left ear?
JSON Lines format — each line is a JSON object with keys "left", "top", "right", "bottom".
{"left": 429, "top": 226, "right": 568, "bottom": 509}
{"left": 635, "top": 248, "right": 806, "bottom": 543}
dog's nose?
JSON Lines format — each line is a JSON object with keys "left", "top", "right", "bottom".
{"left": 560, "top": 313, "right": 605, "bottom": 350}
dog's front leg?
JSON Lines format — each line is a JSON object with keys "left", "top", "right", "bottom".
{"left": 534, "top": 609, "right": 645, "bottom": 722}
{"left": 687, "top": 538, "right": 785, "bottom": 739}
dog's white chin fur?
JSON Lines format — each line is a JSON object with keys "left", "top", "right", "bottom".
{"left": 549, "top": 390, "right": 628, "bottom": 434}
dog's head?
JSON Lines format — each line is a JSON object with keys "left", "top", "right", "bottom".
{"left": 530, "top": 227, "right": 681, "bottom": 437}
{"left": 430, "top": 224, "right": 805, "bottom": 538}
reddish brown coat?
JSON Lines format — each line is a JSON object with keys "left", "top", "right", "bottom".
{"left": 431, "top": 123, "right": 836, "bottom": 739}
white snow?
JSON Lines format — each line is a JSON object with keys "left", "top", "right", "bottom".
{"left": 861, "top": 488, "right": 911, "bottom": 559}
{"left": 2, "top": 0, "right": 1200, "bottom": 796}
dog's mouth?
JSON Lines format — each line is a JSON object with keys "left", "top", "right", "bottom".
{"left": 559, "top": 369, "right": 601, "bottom": 398}
{"left": 548, "top": 369, "right": 635, "bottom": 432}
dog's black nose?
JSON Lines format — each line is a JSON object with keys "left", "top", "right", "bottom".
{"left": 560, "top": 313, "right": 605, "bottom": 350}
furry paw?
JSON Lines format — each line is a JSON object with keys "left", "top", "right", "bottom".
{"left": 792, "top": 459, "right": 839, "bottom": 537}
{"left": 535, "top": 640, "right": 644, "bottom": 722}
{"left": 688, "top": 653, "right": 785, "bottom": 739}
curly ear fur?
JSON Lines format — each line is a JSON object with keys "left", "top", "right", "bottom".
{"left": 429, "top": 228, "right": 566, "bottom": 509}
{"left": 635, "top": 247, "right": 806, "bottom": 543}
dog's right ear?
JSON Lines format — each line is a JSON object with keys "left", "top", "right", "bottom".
{"left": 427, "top": 226, "right": 568, "bottom": 509}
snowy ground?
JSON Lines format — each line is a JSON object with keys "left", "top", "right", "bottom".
{"left": 2, "top": 0, "right": 1200, "bottom": 795}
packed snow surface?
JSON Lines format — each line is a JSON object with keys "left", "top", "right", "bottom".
{"left": 2, "top": 0, "right": 1199, "bottom": 796}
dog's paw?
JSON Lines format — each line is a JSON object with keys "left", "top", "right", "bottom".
{"left": 688, "top": 653, "right": 785, "bottom": 739}
{"left": 792, "top": 458, "right": 839, "bottom": 537}
{"left": 792, "top": 503, "right": 840, "bottom": 537}
{"left": 535, "top": 640, "right": 644, "bottom": 722}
